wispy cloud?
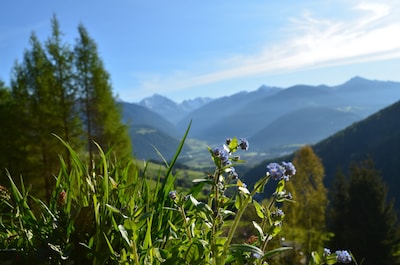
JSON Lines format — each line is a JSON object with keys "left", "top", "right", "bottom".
{"left": 131, "top": 1, "right": 400, "bottom": 98}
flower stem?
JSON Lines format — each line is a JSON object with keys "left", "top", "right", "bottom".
{"left": 221, "top": 174, "right": 270, "bottom": 262}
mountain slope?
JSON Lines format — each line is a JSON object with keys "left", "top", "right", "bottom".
{"left": 313, "top": 99, "right": 400, "bottom": 190}
{"left": 176, "top": 85, "right": 282, "bottom": 141}
{"left": 178, "top": 77, "right": 400, "bottom": 146}
{"left": 244, "top": 99, "right": 400, "bottom": 209}
{"left": 249, "top": 106, "right": 361, "bottom": 152}
{"left": 129, "top": 124, "right": 190, "bottom": 161}
{"left": 121, "top": 102, "right": 180, "bottom": 138}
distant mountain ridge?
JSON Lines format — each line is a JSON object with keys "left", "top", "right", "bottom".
{"left": 122, "top": 76, "right": 400, "bottom": 161}
{"left": 138, "top": 94, "right": 213, "bottom": 124}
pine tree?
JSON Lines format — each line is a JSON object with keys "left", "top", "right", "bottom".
{"left": 74, "top": 24, "right": 131, "bottom": 166}
{"left": 328, "top": 169, "right": 349, "bottom": 250}
{"left": 329, "top": 160, "right": 400, "bottom": 265}
{"left": 45, "top": 15, "right": 82, "bottom": 166}
{"left": 282, "top": 146, "right": 328, "bottom": 263}
{"left": 0, "top": 80, "right": 15, "bottom": 173}
{"left": 10, "top": 33, "right": 62, "bottom": 200}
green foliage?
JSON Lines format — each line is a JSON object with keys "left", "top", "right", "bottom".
{"left": 74, "top": 23, "right": 131, "bottom": 162}
{"left": 0, "top": 131, "right": 354, "bottom": 264}
{"left": 329, "top": 160, "right": 400, "bottom": 265}
{"left": 282, "top": 146, "right": 329, "bottom": 263}
{"left": 1, "top": 16, "right": 131, "bottom": 201}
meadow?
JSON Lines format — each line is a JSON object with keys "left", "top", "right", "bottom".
{"left": 0, "top": 128, "right": 354, "bottom": 264}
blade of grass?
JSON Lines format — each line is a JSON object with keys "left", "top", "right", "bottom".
{"left": 6, "top": 171, "right": 36, "bottom": 222}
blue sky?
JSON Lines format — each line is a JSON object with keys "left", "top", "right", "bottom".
{"left": 1, "top": 1, "right": 400, "bottom": 102}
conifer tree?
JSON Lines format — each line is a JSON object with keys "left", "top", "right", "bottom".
{"left": 74, "top": 24, "right": 131, "bottom": 165}
{"left": 282, "top": 146, "right": 328, "bottom": 263}
{"left": 45, "top": 15, "right": 82, "bottom": 165}
{"left": 329, "top": 160, "right": 400, "bottom": 265}
{"left": 327, "top": 169, "right": 349, "bottom": 250}
{"left": 0, "top": 80, "right": 15, "bottom": 173}
{"left": 10, "top": 33, "right": 62, "bottom": 200}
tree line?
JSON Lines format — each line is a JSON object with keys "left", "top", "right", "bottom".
{"left": 0, "top": 16, "right": 131, "bottom": 201}
{"left": 266, "top": 146, "right": 400, "bottom": 264}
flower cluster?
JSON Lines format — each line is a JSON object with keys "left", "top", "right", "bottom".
{"left": 322, "top": 248, "right": 352, "bottom": 264}
{"left": 266, "top": 161, "right": 296, "bottom": 181}
{"left": 212, "top": 137, "right": 249, "bottom": 180}
{"left": 335, "top": 250, "right": 352, "bottom": 263}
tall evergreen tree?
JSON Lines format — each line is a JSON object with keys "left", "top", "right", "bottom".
{"left": 10, "top": 33, "right": 62, "bottom": 200}
{"left": 45, "top": 15, "right": 82, "bottom": 167}
{"left": 74, "top": 24, "right": 131, "bottom": 166}
{"left": 282, "top": 146, "right": 328, "bottom": 263}
{"left": 327, "top": 169, "right": 349, "bottom": 250}
{"left": 329, "top": 160, "right": 400, "bottom": 265}
{"left": 0, "top": 80, "right": 15, "bottom": 173}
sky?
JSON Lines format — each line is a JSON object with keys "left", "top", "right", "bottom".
{"left": 1, "top": 1, "right": 400, "bottom": 103}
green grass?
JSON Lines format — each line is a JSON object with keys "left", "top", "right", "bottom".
{"left": 0, "top": 130, "right": 353, "bottom": 264}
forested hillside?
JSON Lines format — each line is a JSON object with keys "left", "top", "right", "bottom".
{"left": 244, "top": 98, "right": 400, "bottom": 210}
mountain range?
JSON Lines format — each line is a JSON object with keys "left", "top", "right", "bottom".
{"left": 122, "top": 76, "right": 400, "bottom": 161}
{"left": 243, "top": 97, "right": 400, "bottom": 210}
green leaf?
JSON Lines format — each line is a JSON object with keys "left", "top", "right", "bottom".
{"left": 160, "top": 120, "right": 191, "bottom": 199}
{"left": 275, "top": 179, "right": 285, "bottom": 193}
{"left": 326, "top": 254, "right": 339, "bottom": 265}
{"left": 228, "top": 137, "right": 239, "bottom": 153}
{"left": 106, "top": 204, "right": 128, "bottom": 218}
{"left": 234, "top": 194, "right": 242, "bottom": 210}
{"left": 229, "top": 244, "right": 264, "bottom": 257}
{"left": 267, "top": 224, "right": 282, "bottom": 238}
{"left": 253, "top": 200, "right": 264, "bottom": 218}
{"left": 118, "top": 224, "right": 131, "bottom": 246}
{"left": 264, "top": 247, "right": 293, "bottom": 259}
{"left": 185, "top": 242, "right": 200, "bottom": 263}
{"left": 253, "top": 175, "right": 269, "bottom": 194}
{"left": 252, "top": 221, "right": 265, "bottom": 241}
{"left": 103, "top": 232, "right": 115, "bottom": 256}
{"left": 192, "top": 178, "right": 214, "bottom": 185}
{"left": 309, "top": 251, "right": 321, "bottom": 265}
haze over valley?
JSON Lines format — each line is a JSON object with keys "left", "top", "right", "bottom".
{"left": 122, "top": 76, "right": 400, "bottom": 164}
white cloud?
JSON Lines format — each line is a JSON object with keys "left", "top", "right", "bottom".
{"left": 131, "top": 1, "right": 400, "bottom": 98}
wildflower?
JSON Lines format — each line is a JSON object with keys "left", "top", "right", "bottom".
{"left": 252, "top": 252, "right": 262, "bottom": 259}
{"left": 239, "top": 138, "right": 249, "bottom": 151}
{"left": 323, "top": 248, "right": 331, "bottom": 256}
{"left": 276, "top": 209, "right": 284, "bottom": 217}
{"left": 282, "top": 161, "right": 296, "bottom": 176}
{"left": 336, "top": 250, "right": 352, "bottom": 263}
{"left": 230, "top": 170, "right": 239, "bottom": 179}
{"left": 271, "top": 208, "right": 285, "bottom": 218}
{"left": 266, "top": 163, "right": 285, "bottom": 180}
{"left": 213, "top": 147, "right": 229, "bottom": 163}
{"left": 169, "top": 190, "right": 177, "bottom": 200}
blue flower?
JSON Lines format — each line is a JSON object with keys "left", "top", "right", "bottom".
{"left": 169, "top": 190, "right": 177, "bottom": 200}
{"left": 336, "top": 250, "right": 352, "bottom": 263}
{"left": 213, "top": 147, "right": 229, "bottom": 162}
{"left": 323, "top": 248, "right": 331, "bottom": 256}
{"left": 282, "top": 161, "right": 296, "bottom": 176}
{"left": 239, "top": 138, "right": 249, "bottom": 151}
{"left": 266, "top": 163, "right": 285, "bottom": 180}
{"left": 251, "top": 252, "right": 262, "bottom": 259}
